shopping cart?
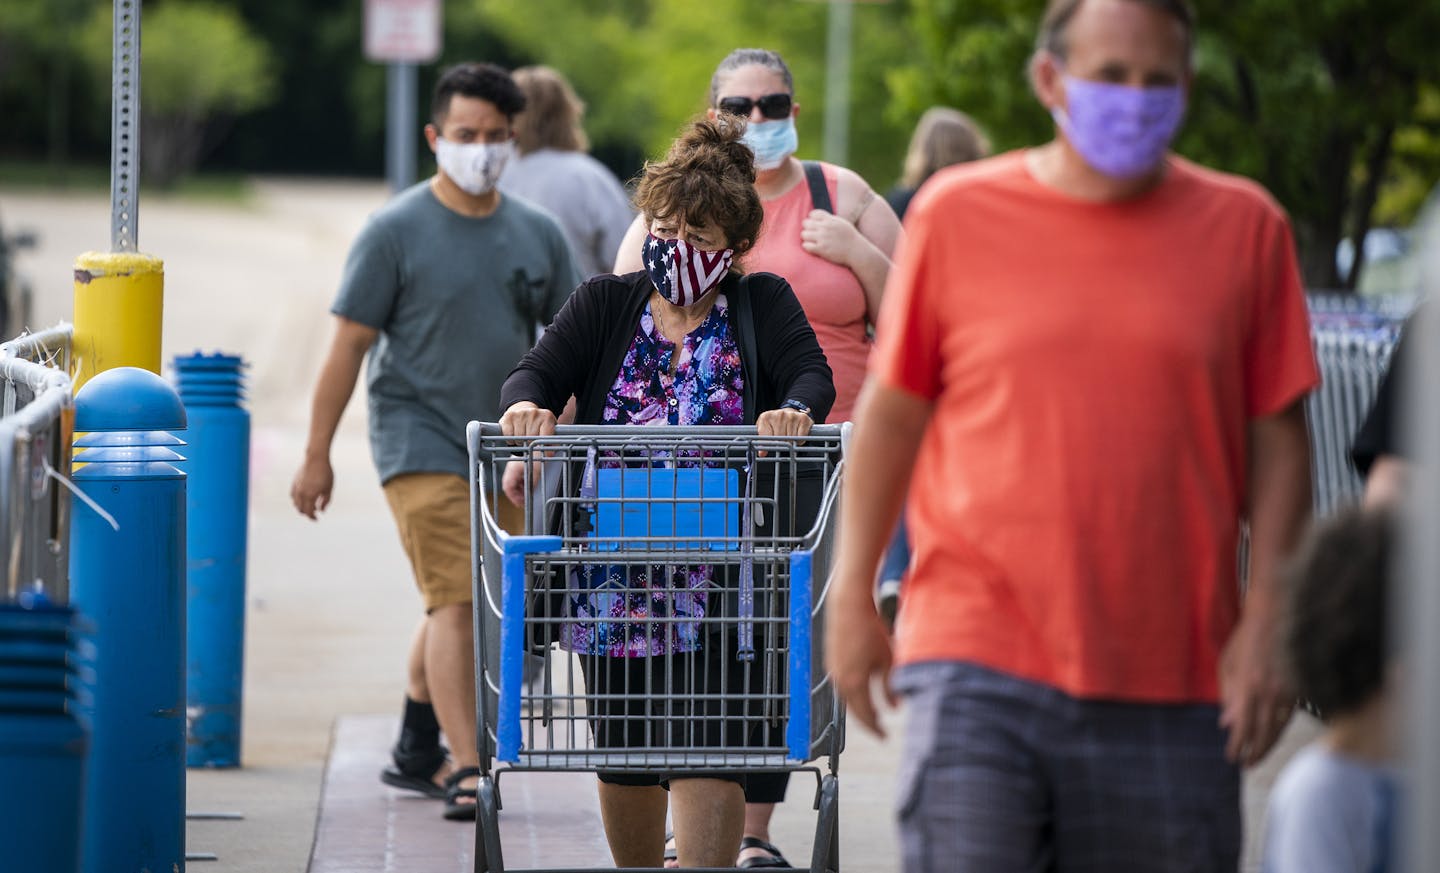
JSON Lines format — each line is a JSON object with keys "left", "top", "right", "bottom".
{"left": 466, "top": 422, "right": 848, "bottom": 873}
{"left": 1304, "top": 293, "right": 1412, "bottom": 515}
{"left": 1238, "top": 297, "right": 1407, "bottom": 597}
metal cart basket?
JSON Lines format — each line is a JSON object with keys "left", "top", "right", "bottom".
{"left": 1304, "top": 296, "right": 1409, "bottom": 515}
{"left": 466, "top": 422, "right": 848, "bottom": 873}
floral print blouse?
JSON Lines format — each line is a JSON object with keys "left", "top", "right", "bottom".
{"left": 559, "top": 294, "right": 744, "bottom": 658}
{"left": 601, "top": 294, "right": 745, "bottom": 427}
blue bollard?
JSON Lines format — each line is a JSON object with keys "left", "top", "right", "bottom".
{"left": 171, "top": 352, "right": 249, "bottom": 768}
{"left": 69, "top": 367, "right": 187, "bottom": 873}
{"left": 0, "top": 598, "right": 91, "bottom": 873}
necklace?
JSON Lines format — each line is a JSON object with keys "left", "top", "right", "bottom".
{"left": 651, "top": 295, "right": 681, "bottom": 375}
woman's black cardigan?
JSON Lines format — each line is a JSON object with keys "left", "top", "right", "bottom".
{"left": 500, "top": 270, "right": 836, "bottom": 425}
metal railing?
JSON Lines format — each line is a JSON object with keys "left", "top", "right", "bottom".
{"left": 0, "top": 323, "right": 75, "bottom": 603}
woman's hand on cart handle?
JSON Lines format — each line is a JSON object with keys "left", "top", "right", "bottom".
{"left": 500, "top": 401, "right": 558, "bottom": 438}
{"left": 755, "top": 406, "right": 813, "bottom": 457}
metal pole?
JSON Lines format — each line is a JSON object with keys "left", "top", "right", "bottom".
{"left": 822, "top": 0, "right": 853, "bottom": 167}
{"left": 110, "top": 0, "right": 140, "bottom": 252}
{"left": 1401, "top": 202, "right": 1440, "bottom": 873}
{"left": 387, "top": 62, "right": 417, "bottom": 193}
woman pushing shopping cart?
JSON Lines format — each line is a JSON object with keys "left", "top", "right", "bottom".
{"left": 464, "top": 117, "right": 844, "bottom": 873}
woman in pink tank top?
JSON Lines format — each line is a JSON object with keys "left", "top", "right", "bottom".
{"left": 615, "top": 50, "right": 901, "bottom": 425}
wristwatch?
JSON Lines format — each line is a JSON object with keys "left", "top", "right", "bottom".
{"left": 780, "top": 399, "right": 813, "bottom": 419}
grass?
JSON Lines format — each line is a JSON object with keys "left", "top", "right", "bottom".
{"left": 0, "top": 160, "right": 255, "bottom": 205}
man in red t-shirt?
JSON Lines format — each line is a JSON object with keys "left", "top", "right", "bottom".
{"left": 826, "top": 1, "right": 1319, "bottom": 870}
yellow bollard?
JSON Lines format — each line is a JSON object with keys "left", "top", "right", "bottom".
{"left": 72, "top": 251, "right": 164, "bottom": 392}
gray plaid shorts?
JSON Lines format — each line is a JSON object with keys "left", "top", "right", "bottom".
{"left": 893, "top": 661, "right": 1240, "bottom": 873}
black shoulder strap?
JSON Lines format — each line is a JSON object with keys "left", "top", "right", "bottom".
{"left": 802, "top": 161, "right": 833, "bottom": 214}
{"left": 733, "top": 273, "right": 761, "bottom": 424}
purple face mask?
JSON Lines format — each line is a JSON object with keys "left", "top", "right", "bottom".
{"left": 1053, "top": 75, "right": 1186, "bottom": 179}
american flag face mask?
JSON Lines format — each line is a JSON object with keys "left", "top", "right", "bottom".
{"left": 642, "top": 233, "right": 734, "bottom": 307}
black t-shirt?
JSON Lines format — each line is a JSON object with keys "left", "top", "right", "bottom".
{"left": 1351, "top": 314, "right": 1414, "bottom": 475}
{"left": 885, "top": 186, "right": 916, "bottom": 223}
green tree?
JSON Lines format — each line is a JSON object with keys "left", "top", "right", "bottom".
{"left": 0, "top": 0, "right": 98, "bottom": 173}
{"left": 1376, "top": 84, "right": 1440, "bottom": 226}
{"left": 78, "top": 0, "right": 277, "bottom": 187}
{"left": 890, "top": 0, "right": 1440, "bottom": 290}
{"left": 461, "top": 0, "right": 915, "bottom": 187}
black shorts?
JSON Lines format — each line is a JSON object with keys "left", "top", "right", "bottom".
{"left": 578, "top": 635, "right": 764, "bottom": 788}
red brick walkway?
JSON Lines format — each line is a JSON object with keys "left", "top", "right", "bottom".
{"left": 308, "top": 715, "right": 612, "bottom": 872}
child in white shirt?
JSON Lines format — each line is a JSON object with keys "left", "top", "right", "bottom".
{"left": 1262, "top": 507, "right": 1398, "bottom": 873}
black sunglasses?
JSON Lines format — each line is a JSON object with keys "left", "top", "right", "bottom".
{"left": 717, "top": 93, "right": 793, "bottom": 120}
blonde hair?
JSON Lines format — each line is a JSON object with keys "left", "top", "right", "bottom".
{"left": 901, "top": 107, "right": 991, "bottom": 189}
{"left": 513, "top": 66, "right": 588, "bottom": 155}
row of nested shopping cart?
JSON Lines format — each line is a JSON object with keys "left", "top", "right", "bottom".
{"left": 1306, "top": 293, "right": 1413, "bottom": 514}
{"left": 456, "top": 293, "right": 1411, "bottom": 873}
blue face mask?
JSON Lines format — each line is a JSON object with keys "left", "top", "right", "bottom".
{"left": 741, "top": 118, "right": 798, "bottom": 171}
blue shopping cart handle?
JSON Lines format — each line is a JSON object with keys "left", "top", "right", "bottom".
{"left": 787, "top": 549, "right": 813, "bottom": 762}
{"left": 498, "top": 535, "right": 563, "bottom": 762}
{"left": 501, "top": 533, "right": 564, "bottom": 556}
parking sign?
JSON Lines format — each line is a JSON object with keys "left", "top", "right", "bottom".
{"left": 364, "top": 0, "right": 442, "bottom": 64}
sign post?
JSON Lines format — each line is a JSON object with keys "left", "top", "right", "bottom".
{"left": 811, "top": 0, "right": 890, "bottom": 169}
{"left": 364, "top": 0, "right": 443, "bottom": 193}
{"left": 111, "top": 0, "right": 140, "bottom": 251}
{"left": 822, "top": 0, "right": 853, "bottom": 168}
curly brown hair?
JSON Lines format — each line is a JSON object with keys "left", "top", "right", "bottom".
{"left": 1282, "top": 506, "right": 1393, "bottom": 718}
{"left": 632, "top": 117, "right": 764, "bottom": 259}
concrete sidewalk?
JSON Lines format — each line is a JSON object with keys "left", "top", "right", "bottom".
{"left": 0, "top": 179, "right": 1319, "bottom": 872}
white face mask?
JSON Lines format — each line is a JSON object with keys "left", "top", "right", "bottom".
{"left": 435, "top": 138, "right": 514, "bottom": 196}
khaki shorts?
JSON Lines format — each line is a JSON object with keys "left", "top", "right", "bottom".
{"left": 383, "top": 472, "right": 524, "bottom": 612}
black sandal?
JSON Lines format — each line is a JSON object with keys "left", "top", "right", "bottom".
{"left": 443, "top": 766, "right": 482, "bottom": 821}
{"left": 738, "top": 836, "right": 793, "bottom": 869}
{"left": 380, "top": 739, "right": 449, "bottom": 799}
{"left": 663, "top": 830, "right": 678, "bottom": 865}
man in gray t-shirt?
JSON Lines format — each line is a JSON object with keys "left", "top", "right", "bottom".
{"left": 335, "top": 164, "right": 576, "bottom": 482}
{"left": 292, "top": 62, "right": 580, "bottom": 821}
